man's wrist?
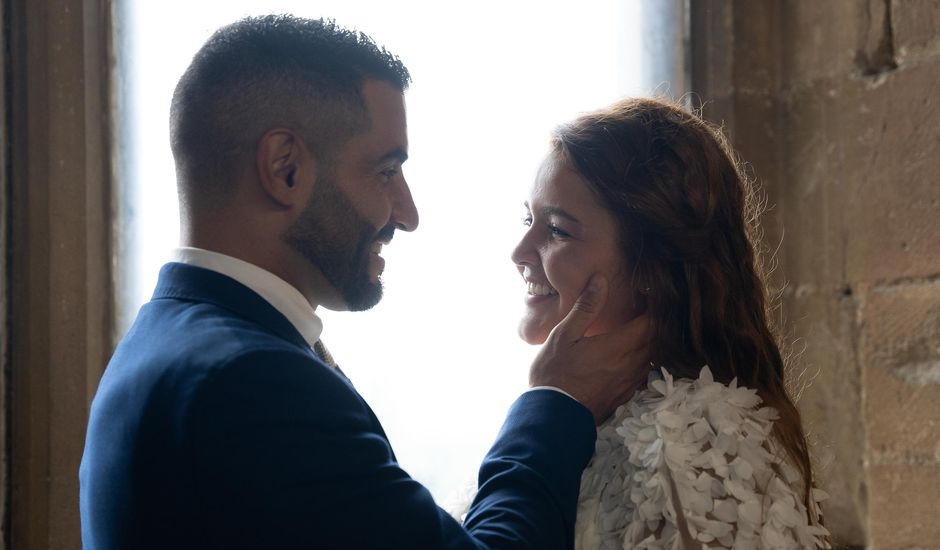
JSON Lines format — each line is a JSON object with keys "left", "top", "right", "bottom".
{"left": 526, "top": 386, "right": 581, "bottom": 406}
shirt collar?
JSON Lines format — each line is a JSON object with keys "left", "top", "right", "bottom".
{"left": 172, "top": 247, "right": 323, "bottom": 348}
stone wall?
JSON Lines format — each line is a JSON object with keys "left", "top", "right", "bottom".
{"left": 692, "top": 1, "right": 940, "bottom": 547}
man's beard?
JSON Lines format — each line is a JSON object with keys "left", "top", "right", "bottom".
{"left": 283, "top": 172, "right": 394, "bottom": 311}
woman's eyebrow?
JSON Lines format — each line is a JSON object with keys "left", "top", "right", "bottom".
{"left": 540, "top": 206, "right": 582, "bottom": 225}
{"left": 522, "top": 202, "right": 582, "bottom": 225}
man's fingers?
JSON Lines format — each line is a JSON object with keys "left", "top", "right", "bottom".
{"left": 550, "top": 274, "right": 608, "bottom": 342}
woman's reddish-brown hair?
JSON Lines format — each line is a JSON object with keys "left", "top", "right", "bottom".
{"left": 551, "top": 97, "right": 814, "bottom": 504}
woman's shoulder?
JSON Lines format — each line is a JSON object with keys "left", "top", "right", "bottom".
{"left": 576, "top": 366, "right": 830, "bottom": 549}
{"left": 621, "top": 365, "right": 779, "bottom": 472}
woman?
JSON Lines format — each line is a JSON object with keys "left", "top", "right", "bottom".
{"left": 511, "top": 98, "right": 830, "bottom": 548}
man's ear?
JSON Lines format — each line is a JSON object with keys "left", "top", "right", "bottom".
{"left": 256, "top": 128, "right": 315, "bottom": 207}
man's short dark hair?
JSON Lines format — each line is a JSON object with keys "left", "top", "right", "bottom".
{"left": 170, "top": 14, "right": 410, "bottom": 202}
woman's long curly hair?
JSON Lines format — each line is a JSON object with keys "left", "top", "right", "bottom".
{"left": 552, "top": 97, "right": 814, "bottom": 505}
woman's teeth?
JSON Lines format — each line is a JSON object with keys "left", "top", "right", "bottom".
{"left": 371, "top": 242, "right": 384, "bottom": 254}
{"left": 527, "top": 282, "right": 558, "bottom": 296}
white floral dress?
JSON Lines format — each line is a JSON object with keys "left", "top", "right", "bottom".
{"left": 575, "top": 366, "right": 830, "bottom": 549}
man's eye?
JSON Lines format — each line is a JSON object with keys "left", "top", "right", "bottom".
{"left": 522, "top": 215, "right": 533, "bottom": 227}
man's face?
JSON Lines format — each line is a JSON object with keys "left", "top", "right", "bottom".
{"left": 284, "top": 80, "right": 418, "bottom": 311}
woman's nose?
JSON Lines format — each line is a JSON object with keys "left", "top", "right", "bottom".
{"left": 511, "top": 228, "right": 536, "bottom": 267}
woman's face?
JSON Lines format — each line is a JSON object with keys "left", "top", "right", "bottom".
{"left": 511, "top": 153, "right": 637, "bottom": 345}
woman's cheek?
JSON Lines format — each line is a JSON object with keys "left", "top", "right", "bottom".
{"left": 544, "top": 251, "right": 584, "bottom": 298}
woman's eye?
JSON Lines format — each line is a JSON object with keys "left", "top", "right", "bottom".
{"left": 522, "top": 215, "right": 533, "bottom": 227}
{"left": 548, "top": 223, "right": 571, "bottom": 238}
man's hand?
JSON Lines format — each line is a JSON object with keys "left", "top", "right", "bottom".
{"left": 528, "top": 274, "right": 652, "bottom": 425}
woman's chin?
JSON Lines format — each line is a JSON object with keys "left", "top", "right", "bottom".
{"left": 518, "top": 322, "right": 551, "bottom": 346}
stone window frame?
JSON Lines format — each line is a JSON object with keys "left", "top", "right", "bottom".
{"left": 3, "top": 0, "right": 115, "bottom": 547}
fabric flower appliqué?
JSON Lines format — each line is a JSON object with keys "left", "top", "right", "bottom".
{"left": 574, "top": 366, "right": 830, "bottom": 549}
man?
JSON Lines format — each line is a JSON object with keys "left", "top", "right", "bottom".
{"left": 80, "top": 15, "right": 650, "bottom": 549}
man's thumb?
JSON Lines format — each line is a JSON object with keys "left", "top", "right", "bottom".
{"left": 553, "top": 274, "right": 608, "bottom": 341}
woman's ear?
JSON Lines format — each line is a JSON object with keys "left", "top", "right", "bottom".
{"left": 256, "top": 128, "right": 314, "bottom": 207}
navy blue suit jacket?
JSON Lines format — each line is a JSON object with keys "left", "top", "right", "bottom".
{"left": 80, "top": 263, "right": 596, "bottom": 549}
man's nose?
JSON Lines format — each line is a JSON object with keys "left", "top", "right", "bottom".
{"left": 392, "top": 178, "right": 419, "bottom": 232}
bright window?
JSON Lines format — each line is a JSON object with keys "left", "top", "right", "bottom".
{"left": 117, "top": 0, "right": 681, "bottom": 502}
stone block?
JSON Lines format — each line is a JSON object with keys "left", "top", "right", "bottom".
{"left": 891, "top": 0, "right": 940, "bottom": 65}
{"left": 865, "top": 361, "right": 940, "bottom": 464}
{"left": 775, "top": 63, "right": 940, "bottom": 285}
{"left": 690, "top": 0, "right": 734, "bottom": 116}
{"left": 783, "top": 287, "right": 867, "bottom": 546}
{"left": 868, "top": 463, "right": 940, "bottom": 548}
{"left": 861, "top": 282, "right": 940, "bottom": 368}
{"left": 729, "top": 89, "right": 784, "bottom": 239}
{"left": 777, "top": 1, "right": 870, "bottom": 84}
{"left": 725, "top": 89, "right": 796, "bottom": 298}
{"left": 840, "top": 67, "right": 940, "bottom": 283}
{"left": 731, "top": 2, "right": 783, "bottom": 92}
{"left": 865, "top": 363, "right": 940, "bottom": 465}
{"left": 775, "top": 79, "right": 849, "bottom": 289}
{"left": 862, "top": 283, "right": 940, "bottom": 463}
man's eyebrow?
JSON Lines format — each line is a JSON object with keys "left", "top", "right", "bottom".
{"left": 375, "top": 148, "right": 408, "bottom": 164}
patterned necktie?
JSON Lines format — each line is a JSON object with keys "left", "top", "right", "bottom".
{"left": 312, "top": 339, "right": 337, "bottom": 368}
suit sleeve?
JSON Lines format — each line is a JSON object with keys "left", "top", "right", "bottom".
{"left": 183, "top": 348, "right": 596, "bottom": 549}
